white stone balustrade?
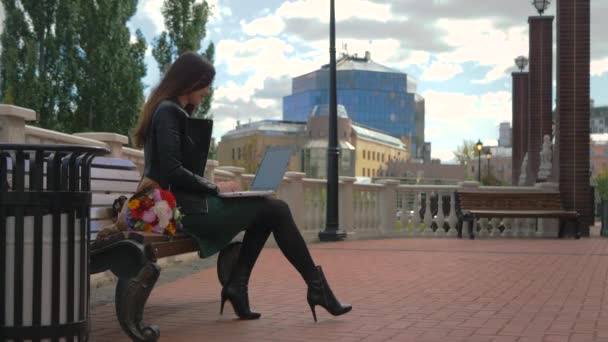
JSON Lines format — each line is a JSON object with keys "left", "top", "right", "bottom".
{"left": 0, "top": 104, "right": 567, "bottom": 242}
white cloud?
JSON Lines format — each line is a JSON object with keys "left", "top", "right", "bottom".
{"left": 436, "top": 19, "right": 528, "bottom": 83}
{"left": 422, "top": 90, "right": 512, "bottom": 133}
{"left": 277, "top": 0, "right": 393, "bottom": 22}
{"left": 241, "top": 15, "right": 285, "bottom": 36}
{"left": 140, "top": 0, "right": 165, "bottom": 34}
{"left": 0, "top": 2, "right": 5, "bottom": 35}
{"left": 432, "top": 150, "right": 456, "bottom": 163}
{"left": 425, "top": 126, "right": 443, "bottom": 139}
{"left": 591, "top": 58, "right": 608, "bottom": 77}
{"left": 420, "top": 61, "right": 463, "bottom": 81}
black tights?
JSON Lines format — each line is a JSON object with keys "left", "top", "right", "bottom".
{"left": 231, "top": 198, "right": 316, "bottom": 283}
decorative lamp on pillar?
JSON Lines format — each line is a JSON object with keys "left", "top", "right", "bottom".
{"left": 515, "top": 55, "right": 529, "bottom": 72}
{"left": 485, "top": 150, "right": 492, "bottom": 178}
{"left": 475, "top": 139, "right": 483, "bottom": 182}
{"left": 532, "top": 0, "right": 551, "bottom": 15}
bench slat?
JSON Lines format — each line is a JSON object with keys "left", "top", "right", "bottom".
{"left": 469, "top": 210, "right": 579, "bottom": 218}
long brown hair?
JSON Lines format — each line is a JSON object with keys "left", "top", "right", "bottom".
{"left": 132, "top": 52, "right": 215, "bottom": 148}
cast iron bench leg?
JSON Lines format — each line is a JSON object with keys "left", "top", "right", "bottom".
{"left": 115, "top": 262, "right": 161, "bottom": 342}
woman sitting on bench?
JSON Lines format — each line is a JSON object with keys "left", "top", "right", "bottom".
{"left": 130, "top": 51, "right": 351, "bottom": 322}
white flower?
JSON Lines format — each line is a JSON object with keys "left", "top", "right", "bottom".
{"left": 173, "top": 208, "right": 182, "bottom": 220}
{"left": 153, "top": 200, "right": 173, "bottom": 228}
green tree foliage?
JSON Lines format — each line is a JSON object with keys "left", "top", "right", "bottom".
{"left": 453, "top": 139, "right": 477, "bottom": 165}
{"left": 152, "top": 0, "right": 215, "bottom": 118}
{"left": 0, "top": 0, "right": 147, "bottom": 135}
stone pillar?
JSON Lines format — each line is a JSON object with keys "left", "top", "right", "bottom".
{"left": 377, "top": 179, "right": 399, "bottom": 234}
{"left": 338, "top": 176, "right": 356, "bottom": 234}
{"left": 218, "top": 166, "right": 246, "bottom": 187}
{"left": 512, "top": 72, "right": 530, "bottom": 185}
{"left": 284, "top": 172, "right": 306, "bottom": 231}
{"left": 527, "top": 16, "right": 554, "bottom": 185}
{"left": 73, "top": 132, "right": 128, "bottom": 158}
{"left": 557, "top": 0, "right": 592, "bottom": 235}
{"left": 0, "top": 105, "right": 36, "bottom": 143}
{"left": 205, "top": 160, "right": 219, "bottom": 183}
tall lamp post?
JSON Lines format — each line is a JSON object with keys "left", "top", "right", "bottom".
{"left": 319, "top": 0, "right": 346, "bottom": 241}
{"left": 485, "top": 150, "right": 492, "bottom": 178}
{"left": 475, "top": 140, "right": 483, "bottom": 182}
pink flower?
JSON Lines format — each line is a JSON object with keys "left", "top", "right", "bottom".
{"left": 152, "top": 224, "right": 162, "bottom": 234}
{"left": 142, "top": 209, "right": 157, "bottom": 224}
{"left": 152, "top": 189, "right": 162, "bottom": 202}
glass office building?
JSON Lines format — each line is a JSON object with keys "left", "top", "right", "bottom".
{"left": 283, "top": 51, "right": 425, "bottom": 154}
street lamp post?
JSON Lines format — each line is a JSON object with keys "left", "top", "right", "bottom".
{"left": 475, "top": 140, "right": 483, "bottom": 182}
{"left": 319, "top": 0, "right": 346, "bottom": 241}
{"left": 486, "top": 150, "right": 492, "bottom": 178}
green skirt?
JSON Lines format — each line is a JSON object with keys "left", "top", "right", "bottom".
{"left": 180, "top": 194, "right": 267, "bottom": 258}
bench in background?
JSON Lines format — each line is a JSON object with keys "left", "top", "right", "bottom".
{"left": 455, "top": 191, "right": 580, "bottom": 239}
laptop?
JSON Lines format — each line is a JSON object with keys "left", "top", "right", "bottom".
{"left": 219, "top": 146, "right": 293, "bottom": 198}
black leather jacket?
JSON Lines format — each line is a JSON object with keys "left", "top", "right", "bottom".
{"left": 143, "top": 100, "right": 218, "bottom": 213}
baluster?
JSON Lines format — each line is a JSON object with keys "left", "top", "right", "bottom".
{"left": 527, "top": 218, "right": 537, "bottom": 238}
{"left": 502, "top": 217, "right": 513, "bottom": 237}
{"left": 478, "top": 217, "right": 490, "bottom": 238}
{"left": 423, "top": 191, "right": 434, "bottom": 237}
{"left": 435, "top": 192, "right": 446, "bottom": 238}
{"left": 490, "top": 217, "right": 502, "bottom": 238}
{"left": 400, "top": 190, "right": 410, "bottom": 235}
{"left": 412, "top": 191, "right": 421, "bottom": 236}
{"left": 446, "top": 191, "right": 458, "bottom": 237}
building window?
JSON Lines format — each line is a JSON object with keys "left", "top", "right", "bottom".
{"left": 232, "top": 148, "right": 235, "bottom": 160}
{"left": 238, "top": 147, "right": 241, "bottom": 160}
{"left": 382, "top": 153, "right": 385, "bottom": 162}
{"left": 363, "top": 150, "right": 366, "bottom": 159}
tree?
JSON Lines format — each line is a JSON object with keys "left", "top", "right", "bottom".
{"left": 453, "top": 139, "right": 477, "bottom": 165}
{"left": 75, "top": 0, "right": 147, "bottom": 135}
{"left": 152, "top": 0, "right": 215, "bottom": 118}
{"left": 0, "top": 0, "right": 147, "bottom": 136}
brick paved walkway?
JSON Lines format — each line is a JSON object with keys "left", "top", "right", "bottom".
{"left": 90, "top": 236, "right": 608, "bottom": 342}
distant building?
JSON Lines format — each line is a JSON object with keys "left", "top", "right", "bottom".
{"left": 384, "top": 159, "right": 466, "bottom": 185}
{"left": 498, "top": 122, "right": 511, "bottom": 147}
{"left": 217, "top": 105, "right": 409, "bottom": 178}
{"left": 590, "top": 106, "right": 608, "bottom": 134}
{"left": 282, "top": 51, "right": 425, "bottom": 156}
{"left": 590, "top": 134, "right": 608, "bottom": 177}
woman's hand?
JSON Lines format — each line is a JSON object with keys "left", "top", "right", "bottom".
{"left": 216, "top": 181, "right": 242, "bottom": 193}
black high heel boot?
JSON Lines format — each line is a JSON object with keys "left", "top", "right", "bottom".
{"left": 220, "top": 272, "right": 261, "bottom": 320}
{"left": 306, "top": 266, "right": 352, "bottom": 322}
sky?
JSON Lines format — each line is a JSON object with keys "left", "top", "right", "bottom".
{"left": 4, "top": 1, "right": 608, "bottom": 163}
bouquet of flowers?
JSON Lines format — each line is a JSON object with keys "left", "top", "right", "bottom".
{"left": 125, "top": 187, "right": 184, "bottom": 237}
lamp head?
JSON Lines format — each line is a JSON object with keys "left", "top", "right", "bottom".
{"left": 486, "top": 150, "right": 492, "bottom": 160}
{"left": 532, "top": 0, "right": 551, "bottom": 15}
{"left": 514, "top": 55, "right": 529, "bottom": 72}
{"left": 475, "top": 139, "right": 483, "bottom": 152}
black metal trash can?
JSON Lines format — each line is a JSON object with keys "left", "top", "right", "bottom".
{"left": 0, "top": 144, "right": 108, "bottom": 341}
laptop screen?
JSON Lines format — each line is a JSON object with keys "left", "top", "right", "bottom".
{"left": 250, "top": 147, "right": 293, "bottom": 191}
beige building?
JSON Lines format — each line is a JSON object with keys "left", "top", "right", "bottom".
{"left": 217, "top": 105, "right": 409, "bottom": 178}
{"left": 216, "top": 120, "right": 308, "bottom": 173}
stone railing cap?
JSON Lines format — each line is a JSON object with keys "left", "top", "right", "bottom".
{"left": 74, "top": 132, "right": 129, "bottom": 145}
{"left": 206, "top": 160, "right": 219, "bottom": 167}
{"left": 217, "top": 166, "right": 246, "bottom": 174}
{"left": 0, "top": 104, "right": 36, "bottom": 121}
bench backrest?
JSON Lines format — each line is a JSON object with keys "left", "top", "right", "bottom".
{"left": 89, "top": 157, "right": 140, "bottom": 237}
{"left": 456, "top": 191, "right": 564, "bottom": 211}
